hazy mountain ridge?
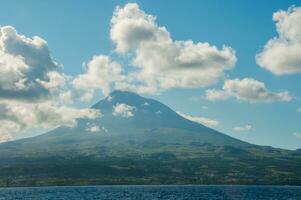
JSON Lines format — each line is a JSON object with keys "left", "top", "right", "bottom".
{"left": 0, "top": 91, "right": 300, "bottom": 186}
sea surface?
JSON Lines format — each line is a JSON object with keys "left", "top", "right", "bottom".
{"left": 0, "top": 185, "right": 300, "bottom": 200}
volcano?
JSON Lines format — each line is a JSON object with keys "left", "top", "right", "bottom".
{"left": 0, "top": 91, "right": 300, "bottom": 186}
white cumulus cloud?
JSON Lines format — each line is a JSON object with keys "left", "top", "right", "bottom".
{"left": 256, "top": 6, "right": 301, "bottom": 75}
{"left": 206, "top": 78, "right": 292, "bottom": 103}
{"left": 0, "top": 26, "right": 103, "bottom": 140}
{"left": 0, "top": 26, "right": 66, "bottom": 101}
{"left": 72, "top": 3, "right": 237, "bottom": 98}
{"left": 109, "top": 3, "right": 237, "bottom": 94}
{"left": 0, "top": 26, "right": 100, "bottom": 141}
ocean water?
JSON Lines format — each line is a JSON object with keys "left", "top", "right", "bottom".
{"left": 0, "top": 185, "right": 300, "bottom": 200}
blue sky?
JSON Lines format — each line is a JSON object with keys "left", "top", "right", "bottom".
{"left": 0, "top": 0, "right": 300, "bottom": 149}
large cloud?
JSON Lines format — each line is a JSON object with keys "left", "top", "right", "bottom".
{"left": 109, "top": 3, "right": 237, "bottom": 93}
{"left": 256, "top": 6, "right": 301, "bottom": 75}
{"left": 72, "top": 3, "right": 237, "bottom": 97}
{"left": 0, "top": 26, "right": 101, "bottom": 141}
{"left": 206, "top": 78, "right": 292, "bottom": 103}
{"left": 0, "top": 26, "right": 66, "bottom": 101}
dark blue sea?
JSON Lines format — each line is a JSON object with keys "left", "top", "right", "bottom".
{"left": 0, "top": 185, "right": 300, "bottom": 200}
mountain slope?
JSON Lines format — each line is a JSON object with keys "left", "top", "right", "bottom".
{"left": 0, "top": 91, "right": 300, "bottom": 186}
{"left": 0, "top": 90, "right": 249, "bottom": 155}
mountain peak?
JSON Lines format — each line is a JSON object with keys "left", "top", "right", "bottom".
{"left": 107, "top": 90, "right": 143, "bottom": 104}
{"left": 87, "top": 90, "right": 249, "bottom": 147}
{"left": 109, "top": 90, "right": 140, "bottom": 97}
{"left": 92, "top": 90, "right": 149, "bottom": 109}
